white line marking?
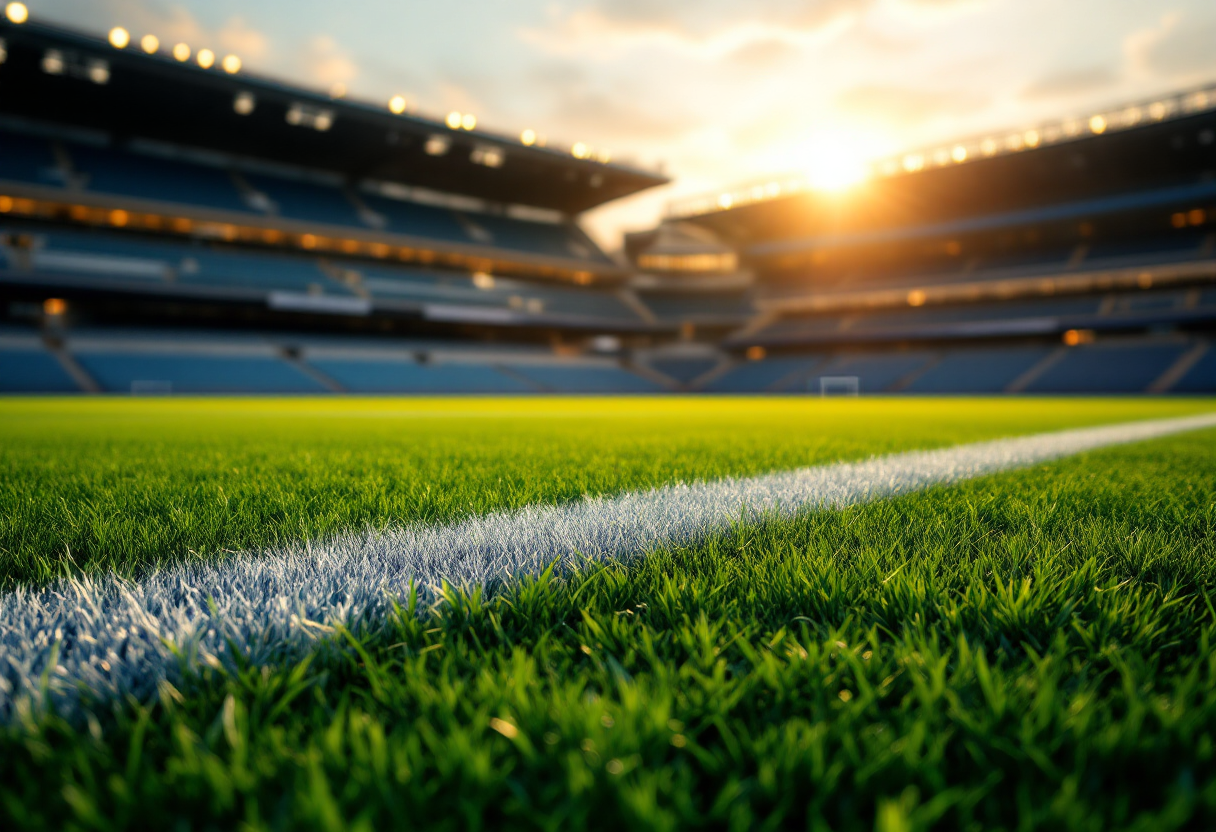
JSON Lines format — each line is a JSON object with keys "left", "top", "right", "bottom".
{"left": 2, "top": 412, "right": 1214, "bottom": 719}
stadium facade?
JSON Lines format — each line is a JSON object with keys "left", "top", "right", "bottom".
{"left": 1, "top": 12, "right": 1214, "bottom": 394}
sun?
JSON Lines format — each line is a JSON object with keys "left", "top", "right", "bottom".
{"left": 801, "top": 131, "right": 875, "bottom": 193}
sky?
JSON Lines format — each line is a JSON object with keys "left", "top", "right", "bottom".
{"left": 19, "top": 0, "right": 1216, "bottom": 249}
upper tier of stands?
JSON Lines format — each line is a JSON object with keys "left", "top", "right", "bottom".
{"left": 0, "top": 225, "right": 649, "bottom": 328}
{"left": 0, "top": 128, "right": 613, "bottom": 267}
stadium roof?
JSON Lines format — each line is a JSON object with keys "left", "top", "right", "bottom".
{"left": 0, "top": 15, "right": 670, "bottom": 215}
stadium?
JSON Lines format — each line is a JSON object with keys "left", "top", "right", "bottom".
{"left": 1, "top": 3, "right": 1216, "bottom": 830}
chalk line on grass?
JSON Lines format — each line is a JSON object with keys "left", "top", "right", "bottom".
{"left": 2, "top": 412, "right": 1215, "bottom": 720}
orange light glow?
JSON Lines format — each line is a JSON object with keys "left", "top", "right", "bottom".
{"left": 802, "top": 133, "right": 873, "bottom": 193}
{"left": 43, "top": 298, "right": 67, "bottom": 316}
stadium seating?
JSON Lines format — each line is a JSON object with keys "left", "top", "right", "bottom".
{"left": 0, "top": 336, "right": 79, "bottom": 392}
{"left": 639, "top": 293, "right": 755, "bottom": 321}
{"left": 307, "top": 357, "right": 536, "bottom": 394}
{"left": 0, "top": 132, "right": 66, "bottom": 187}
{"left": 72, "top": 345, "right": 325, "bottom": 394}
{"left": 904, "top": 347, "right": 1053, "bottom": 394}
{"left": 808, "top": 352, "right": 934, "bottom": 393}
{"left": 244, "top": 174, "right": 365, "bottom": 227}
{"left": 505, "top": 364, "right": 665, "bottom": 393}
{"left": 648, "top": 358, "right": 720, "bottom": 384}
{"left": 1170, "top": 348, "right": 1216, "bottom": 393}
{"left": 70, "top": 145, "right": 253, "bottom": 214}
{"left": 701, "top": 356, "right": 825, "bottom": 393}
{"left": 1024, "top": 342, "right": 1188, "bottom": 393}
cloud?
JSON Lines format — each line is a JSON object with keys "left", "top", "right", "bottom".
{"left": 835, "top": 84, "right": 988, "bottom": 126}
{"left": 726, "top": 38, "right": 801, "bottom": 69}
{"left": 296, "top": 35, "right": 357, "bottom": 89}
{"left": 582, "top": 0, "right": 874, "bottom": 38}
{"left": 1126, "top": 11, "right": 1216, "bottom": 78}
{"left": 1021, "top": 65, "right": 1118, "bottom": 100}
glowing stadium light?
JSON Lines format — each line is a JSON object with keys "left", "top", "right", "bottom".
{"left": 460, "top": 113, "right": 477, "bottom": 130}
{"left": 1005, "top": 134, "right": 1023, "bottom": 151}
{"left": 173, "top": 43, "right": 191, "bottom": 62}
{"left": 980, "top": 138, "right": 998, "bottom": 156}
{"left": 197, "top": 48, "right": 215, "bottom": 69}
{"left": 425, "top": 134, "right": 450, "bottom": 156}
{"left": 5, "top": 3, "right": 28, "bottom": 24}
{"left": 470, "top": 145, "right": 504, "bottom": 168}
{"left": 571, "top": 142, "right": 590, "bottom": 159}
{"left": 1088, "top": 114, "right": 1107, "bottom": 134}
{"left": 314, "top": 112, "right": 333, "bottom": 131}
{"left": 108, "top": 27, "right": 130, "bottom": 49}
{"left": 140, "top": 34, "right": 159, "bottom": 54}
{"left": 520, "top": 129, "right": 537, "bottom": 146}
{"left": 1149, "top": 101, "right": 1168, "bottom": 120}
{"left": 388, "top": 95, "right": 408, "bottom": 114}
{"left": 902, "top": 153, "right": 924, "bottom": 172}
{"left": 86, "top": 59, "right": 109, "bottom": 84}
{"left": 472, "top": 272, "right": 495, "bottom": 290}
{"left": 42, "top": 298, "right": 67, "bottom": 316}
{"left": 330, "top": 82, "right": 346, "bottom": 99}
{"left": 446, "top": 111, "right": 463, "bottom": 129}
{"left": 42, "top": 49, "right": 64, "bottom": 75}
{"left": 233, "top": 91, "right": 256, "bottom": 115}
{"left": 1024, "top": 129, "right": 1040, "bottom": 148}
{"left": 952, "top": 145, "right": 968, "bottom": 163}
{"left": 1123, "top": 106, "right": 1141, "bottom": 126}
{"left": 222, "top": 54, "right": 241, "bottom": 74}
{"left": 1062, "top": 119, "right": 1082, "bottom": 137}
{"left": 717, "top": 193, "right": 733, "bottom": 209}
{"left": 906, "top": 289, "right": 927, "bottom": 307}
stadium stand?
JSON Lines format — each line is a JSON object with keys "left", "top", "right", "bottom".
{"left": 0, "top": 13, "right": 1212, "bottom": 394}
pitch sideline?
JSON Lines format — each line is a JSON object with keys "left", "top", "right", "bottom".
{"left": 2, "top": 411, "right": 1215, "bottom": 719}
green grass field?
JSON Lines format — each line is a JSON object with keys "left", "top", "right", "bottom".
{"left": 2, "top": 397, "right": 1216, "bottom": 830}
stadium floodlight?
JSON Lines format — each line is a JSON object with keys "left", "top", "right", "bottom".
{"left": 1149, "top": 101, "right": 1168, "bottom": 120}
{"left": 5, "top": 3, "right": 28, "bottom": 24}
{"left": 902, "top": 153, "right": 924, "bottom": 172}
{"left": 1024, "top": 129, "right": 1040, "bottom": 147}
{"left": 460, "top": 113, "right": 477, "bottom": 130}
{"left": 470, "top": 145, "right": 504, "bottom": 168}
{"left": 471, "top": 271, "right": 495, "bottom": 290}
{"left": 173, "top": 43, "right": 190, "bottom": 62}
{"left": 1088, "top": 114, "right": 1107, "bottom": 134}
{"left": 980, "top": 138, "right": 998, "bottom": 156}
{"left": 108, "top": 27, "right": 130, "bottom": 49}
{"left": 446, "top": 111, "right": 463, "bottom": 130}
{"left": 42, "top": 49, "right": 65, "bottom": 75}
{"left": 233, "top": 91, "right": 255, "bottom": 115}
{"left": 952, "top": 145, "right": 967, "bottom": 163}
{"left": 222, "top": 54, "right": 241, "bottom": 74}
{"left": 571, "top": 142, "right": 590, "bottom": 159}
{"left": 86, "top": 59, "right": 110, "bottom": 84}
{"left": 197, "top": 49, "right": 215, "bottom": 69}
{"left": 388, "top": 95, "right": 407, "bottom": 114}
{"left": 424, "top": 134, "right": 450, "bottom": 155}
{"left": 140, "top": 34, "right": 159, "bottom": 53}
{"left": 520, "top": 129, "right": 537, "bottom": 146}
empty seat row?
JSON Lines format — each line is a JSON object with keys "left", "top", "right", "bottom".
{"left": 0, "top": 129, "right": 608, "bottom": 263}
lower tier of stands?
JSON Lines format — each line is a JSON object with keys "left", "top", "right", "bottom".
{"left": 2, "top": 328, "right": 1211, "bottom": 395}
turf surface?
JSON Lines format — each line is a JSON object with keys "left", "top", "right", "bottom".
{"left": 0, "top": 397, "right": 1211, "bottom": 590}
{"left": 2, "top": 398, "right": 1215, "bottom": 830}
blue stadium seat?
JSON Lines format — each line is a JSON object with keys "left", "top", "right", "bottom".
{"left": 1171, "top": 349, "right": 1216, "bottom": 393}
{"left": 74, "top": 353, "right": 325, "bottom": 393}
{"left": 703, "top": 356, "right": 824, "bottom": 393}
{"left": 469, "top": 214, "right": 611, "bottom": 263}
{"left": 641, "top": 294, "right": 755, "bottom": 321}
{"left": 1025, "top": 343, "right": 1187, "bottom": 393}
{"left": 810, "top": 353, "right": 933, "bottom": 393}
{"left": 505, "top": 364, "right": 663, "bottom": 393}
{"left": 360, "top": 195, "right": 469, "bottom": 243}
{"left": 71, "top": 145, "right": 251, "bottom": 213}
{"left": 649, "top": 358, "right": 719, "bottom": 384}
{"left": 0, "top": 344, "right": 79, "bottom": 392}
{"left": 308, "top": 358, "right": 535, "bottom": 393}
{"left": 905, "top": 347, "right": 1053, "bottom": 393}
{"left": 244, "top": 174, "right": 364, "bottom": 227}
{"left": 0, "top": 132, "right": 67, "bottom": 187}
